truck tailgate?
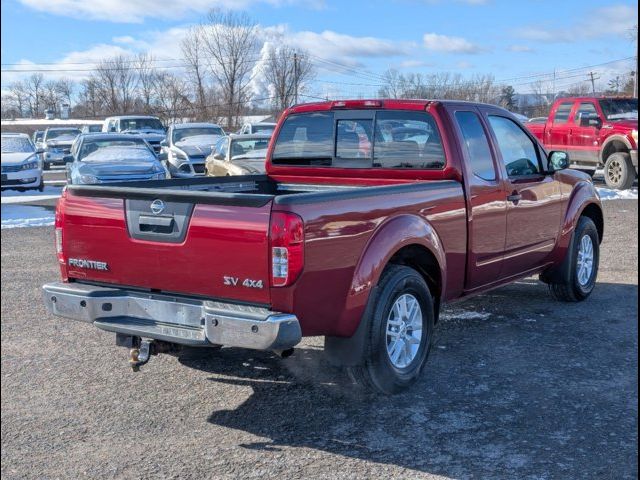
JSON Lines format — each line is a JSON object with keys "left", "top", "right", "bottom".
{"left": 60, "top": 189, "right": 273, "bottom": 305}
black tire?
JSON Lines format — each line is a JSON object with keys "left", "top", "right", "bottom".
{"left": 549, "top": 216, "right": 599, "bottom": 302}
{"left": 347, "top": 265, "right": 435, "bottom": 394}
{"left": 604, "top": 152, "right": 636, "bottom": 190}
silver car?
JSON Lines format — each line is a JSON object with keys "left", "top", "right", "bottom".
{"left": 237, "top": 122, "right": 276, "bottom": 135}
{"left": 42, "top": 127, "right": 81, "bottom": 170}
{"left": 66, "top": 134, "right": 167, "bottom": 185}
{"left": 1, "top": 133, "right": 44, "bottom": 191}
{"left": 161, "top": 123, "right": 225, "bottom": 177}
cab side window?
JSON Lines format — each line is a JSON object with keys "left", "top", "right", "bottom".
{"left": 488, "top": 115, "right": 542, "bottom": 177}
{"left": 553, "top": 102, "right": 573, "bottom": 124}
{"left": 575, "top": 102, "right": 598, "bottom": 125}
{"left": 454, "top": 111, "right": 496, "bottom": 181}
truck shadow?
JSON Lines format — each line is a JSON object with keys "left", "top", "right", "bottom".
{"left": 178, "top": 280, "right": 638, "bottom": 478}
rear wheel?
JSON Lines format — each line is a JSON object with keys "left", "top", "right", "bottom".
{"left": 549, "top": 216, "right": 599, "bottom": 302}
{"left": 348, "top": 265, "right": 434, "bottom": 394}
{"left": 604, "top": 152, "right": 636, "bottom": 190}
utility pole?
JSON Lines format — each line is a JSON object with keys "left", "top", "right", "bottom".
{"left": 293, "top": 51, "right": 299, "bottom": 105}
{"left": 588, "top": 71, "right": 600, "bottom": 94}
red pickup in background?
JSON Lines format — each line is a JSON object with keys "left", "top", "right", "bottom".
{"left": 526, "top": 96, "right": 638, "bottom": 189}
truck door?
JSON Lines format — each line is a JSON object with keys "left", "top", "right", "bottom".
{"left": 450, "top": 107, "right": 507, "bottom": 291}
{"left": 483, "top": 109, "right": 563, "bottom": 278}
{"left": 568, "top": 101, "right": 602, "bottom": 167}
{"left": 546, "top": 101, "right": 574, "bottom": 150}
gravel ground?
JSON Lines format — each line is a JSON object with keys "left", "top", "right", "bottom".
{"left": 1, "top": 200, "right": 637, "bottom": 480}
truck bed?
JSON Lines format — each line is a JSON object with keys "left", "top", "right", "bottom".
{"left": 67, "top": 175, "right": 364, "bottom": 207}
{"left": 61, "top": 175, "right": 457, "bottom": 308}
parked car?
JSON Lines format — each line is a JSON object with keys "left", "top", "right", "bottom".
{"left": 528, "top": 117, "right": 548, "bottom": 124}
{"left": 65, "top": 133, "right": 167, "bottom": 185}
{"left": 526, "top": 96, "right": 638, "bottom": 189}
{"left": 1, "top": 133, "right": 43, "bottom": 191}
{"left": 162, "top": 123, "right": 225, "bottom": 177}
{"left": 42, "top": 127, "right": 81, "bottom": 170}
{"left": 81, "top": 124, "right": 103, "bottom": 134}
{"left": 237, "top": 122, "right": 277, "bottom": 135}
{"left": 43, "top": 99, "right": 603, "bottom": 394}
{"left": 102, "top": 115, "right": 166, "bottom": 154}
{"left": 32, "top": 130, "right": 45, "bottom": 153}
{"left": 206, "top": 134, "right": 271, "bottom": 176}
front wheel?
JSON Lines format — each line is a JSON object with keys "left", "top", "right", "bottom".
{"left": 549, "top": 216, "right": 599, "bottom": 302}
{"left": 604, "top": 152, "right": 636, "bottom": 190}
{"left": 348, "top": 265, "right": 435, "bottom": 394}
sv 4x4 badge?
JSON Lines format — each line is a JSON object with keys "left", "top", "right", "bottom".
{"left": 223, "top": 276, "right": 264, "bottom": 289}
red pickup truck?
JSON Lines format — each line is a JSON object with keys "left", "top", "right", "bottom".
{"left": 526, "top": 96, "right": 638, "bottom": 190}
{"left": 43, "top": 99, "right": 603, "bottom": 394}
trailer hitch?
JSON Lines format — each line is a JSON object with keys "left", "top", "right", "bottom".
{"left": 129, "top": 338, "right": 155, "bottom": 372}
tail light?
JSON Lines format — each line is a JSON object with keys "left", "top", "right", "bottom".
{"left": 270, "top": 211, "right": 304, "bottom": 287}
{"left": 55, "top": 189, "right": 68, "bottom": 280}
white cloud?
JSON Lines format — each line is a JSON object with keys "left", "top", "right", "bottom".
{"left": 515, "top": 4, "right": 638, "bottom": 44}
{"left": 397, "top": 59, "right": 432, "bottom": 69}
{"left": 1, "top": 44, "right": 135, "bottom": 83}
{"left": 112, "top": 36, "right": 137, "bottom": 44}
{"left": 264, "top": 25, "right": 410, "bottom": 64}
{"left": 507, "top": 45, "right": 535, "bottom": 53}
{"left": 1, "top": 24, "right": 410, "bottom": 88}
{"left": 423, "top": 33, "right": 482, "bottom": 54}
{"left": 18, "top": 0, "right": 325, "bottom": 23}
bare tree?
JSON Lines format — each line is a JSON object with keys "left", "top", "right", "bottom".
{"left": 263, "top": 45, "right": 314, "bottom": 113}
{"left": 136, "top": 53, "right": 158, "bottom": 112}
{"left": 24, "top": 73, "right": 45, "bottom": 117}
{"left": 154, "top": 72, "right": 191, "bottom": 123}
{"left": 55, "top": 78, "right": 75, "bottom": 109}
{"left": 378, "top": 69, "right": 405, "bottom": 98}
{"left": 7, "top": 80, "right": 28, "bottom": 117}
{"left": 181, "top": 25, "right": 210, "bottom": 120}
{"left": 92, "top": 55, "right": 138, "bottom": 114}
{"left": 201, "top": 10, "right": 260, "bottom": 128}
{"left": 564, "top": 82, "right": 591, "bottom": 96}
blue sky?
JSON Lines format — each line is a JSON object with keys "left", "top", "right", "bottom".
{"left": 1, "top": 0, "right": 637, "bottom": 95}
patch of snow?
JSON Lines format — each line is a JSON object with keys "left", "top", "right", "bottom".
{"left": 2, "top": 216, "right": 54, "bottom": 229}
{"left": 596, "top": 187, "right": 638, "bottom": 201}
{"left": 441, "top": 311, "right": 491, "bottom": 321}
{"left": 1, "top": 204, "right": 55, "bottom": 229}
{"left": 1, "top": 185, "right": 62, "bottom": 204}
{"left": 1, "top": 194, "right": 60, "bottom": 204}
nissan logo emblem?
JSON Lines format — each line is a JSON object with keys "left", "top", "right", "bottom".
{"left": 150, "top": 199, "right": 165, "bottom": 215}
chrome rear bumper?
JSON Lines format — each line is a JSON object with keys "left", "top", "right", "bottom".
{"left": 42, "top": 282, "right": 301, "bottom": 350}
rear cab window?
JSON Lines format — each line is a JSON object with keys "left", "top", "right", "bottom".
{"left": 271, "top": 110, "right": 445, "bottom": 170}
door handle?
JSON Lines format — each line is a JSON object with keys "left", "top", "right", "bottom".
{"left": 507, "top": 192, "right": 522, "bottom": 205}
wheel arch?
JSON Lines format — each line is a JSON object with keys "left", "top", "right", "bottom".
{"left": 601, "top": 135, "right": 632, "bottom": 164}
{"left": 580, "top": 202, "right": 604, "bottom": 244}
{"left": 325, "top": 214, "right": 445, "bottom": 366}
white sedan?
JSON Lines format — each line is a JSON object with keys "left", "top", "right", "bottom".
{"left": 1, "top": 133, "right": 44, "bottom": 192}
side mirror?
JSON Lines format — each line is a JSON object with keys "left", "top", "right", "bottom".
{"left": 213, "top": 153, "right": 225, "bottom": 160}
{"left": 548, "top": 151, "right": 569, "bottom": 172}
{"left": 160, "top": 139, "right": 168, "bottom": 147}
